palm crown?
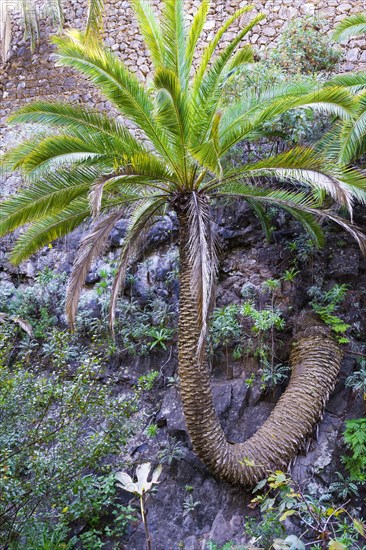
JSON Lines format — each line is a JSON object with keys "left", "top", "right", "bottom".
{"left": 2, "top": 1, "right": 366, "bottom": 334}
{"left": 2, "top": 0, "right": 366, "bottom": 486}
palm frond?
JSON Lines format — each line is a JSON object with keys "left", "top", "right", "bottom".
{"left": 52, "top": 32, "right": 178, "bottom": 168}
{"left": 244, "top": 147, "right": 366, "bottom": 213}
{"left": 217, "top": 183, "right": 366, "bottom": 253}
{"left": 117, "top": 151, "right": 178, "bottom": 186}
{"left": 0, "top": 166, "right": 99, "bottom": 236}
{"left": 8, "top": 102, "right": 145, "bottom": 154}
{"left": 327, "top": 72, "right": 366, "bottom": 93}
{"left": 161, "top": 0, "right": 186, "bottom": 86}
{"left": 192, "top": 5, "right": 255, "bottom": 95}
{"left": 130, "top": 0, "right": 164, "bottom": 69}
{"left": 109, "top": 197, "right": 167, "bottom": 329}
{"left": 219, "top": 87, "right": 355, "bottom": 154}
{"left": 339, "top": 110, "right": 366, "bottom": 165}
{"left": 3, "top": 134, "right": 110, "bottom": 176}
{"left": 219, "top": 81, "right": 317, "bottom": 139}
{"left": 187, "top": 192, "right": 218, "bottom": 359}
{"left": 66, "top": 207, "right": 127, "bottom": 329}
{"left": 333, "top": 13, "right": 366, "bottom": 42}
{"left": 185, "top": 1, "right": 210, "bottom": 84}
{"left": 191, "top": 12, "right": 264, "bottom": 147}
{"left": 217, "top": 185, "right": 326, "bottom": 245}
{"left": 233, "top": 148, "right": 366, "bottom": 218}
{"left": 246, "top": 200, "right": 272, "bottom": 241}
{"left": 321, "top": 212, "right": 366, "bottom": 256}
{"left": 227, "top": 45, "right": 255, "bottom": 72}
{"left": 315, "top": 122, "right": 343, "bottom": 162}
{"left": 9, "top": 199, "right": 91, "bottom": 265}
{"left": 153, "top": 68, "right": 189, "bottom": 171}
{"left": 85, "top": 0, "right": 105, "bottom": 44}
{"left": 88, "top": 171, "right": 170, "bottom": 218}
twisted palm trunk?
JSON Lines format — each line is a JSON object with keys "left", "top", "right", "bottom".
{"left": 177, "top": 209, "right": 343, "bottom": 486}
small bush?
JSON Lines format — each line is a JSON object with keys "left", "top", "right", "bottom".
{"left": 268, "top": 16, "right": 342, "bottom": 74}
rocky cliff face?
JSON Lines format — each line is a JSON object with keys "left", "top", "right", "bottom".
{"left": 110, "top": 205, "right": 366, "bottom": 549}
{"left": 1, "top": 199, "right": 362, "bottom": 548}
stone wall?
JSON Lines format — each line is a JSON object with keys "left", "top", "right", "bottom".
{"left": 0, "top": 0, "right": 365, "bottom": 194}
{"left": 1, "top": 0, "right": 366, "bottom": 118}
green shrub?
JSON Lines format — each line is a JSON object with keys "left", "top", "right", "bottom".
{"left": 268, "top": 16, "right": 342, "bottom": 74}
{"left": 249, "top": 471, "right": 366, "bottom": 549}
{"left": 0, "top": 347, "right": 142, "bottom": 547}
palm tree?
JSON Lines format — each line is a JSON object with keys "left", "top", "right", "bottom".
{"left": 1, "top": 0, "right": 366, "bottom": 485}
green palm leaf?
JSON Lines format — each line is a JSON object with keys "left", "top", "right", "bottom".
{"left": 130, "top": 0, "right": 164, "bottom": 69}
{"left": 0, "top": 166, "right": 98, "bottom": 235}
{"left": 8, "top": 102, "right": 145, "bottom": 154}
{"left": 191, "top": 12, "right": 265, "bottom": 147}
{"left": 220, "top": 87, "right": 355, "bottom": 155}
{"left": 85, "top": 0, "right": 105, "bottom": 43}
{"left": 9, "top": 199, "right": 91, "bottom": 264}
{"left": 52, "top": 32, "right": 177, "bottom": 168}
{"left": 185, "top": 0, "right": 210, "bottom": 83}
{"left": 4, "top": 134, "right": 110, "bottom": 176}
{"left": 327, "top": 72, "right": 366, "bottom": 93}
{"left": 109, "top": 196, "right": 167, "bottom": 328}
{"left": 161, "top": 0, "right": 186, "bottom": 86}
{"left": 153, "top": 68, "right": 189, "bottom": 171}
{"left": 333, "top": 13, "right": 366, "bottom": 41}
{"left": 192, "top": 6, "right": 255, "bottom": 95}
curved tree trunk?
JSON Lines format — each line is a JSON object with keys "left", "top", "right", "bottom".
{"left": 177, "top": 210, "right": 343, "bottom": 486}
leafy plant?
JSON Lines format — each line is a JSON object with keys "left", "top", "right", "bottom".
{"left": 157, "top": 438, "right": 186, "bottom": 465}
{"left": 324, "top": 472, "right": 361, "bottom": 502}
{"left": 137, "top": 371, "right": 159, "bottom": 392}
{"left": 241, "top": 301, "right": 285, "bottom": 334}
{"left": 250, "top": 471, "right": 366, "bottom": 550}
{"left": 183, "top": 494, "right": 201, "bottom": 514}
{"left": 242, "top": 284, "right": 286, "bottom": 391}
{"left": 282, "top": 268, "right": 300, "bottom": 283}
{"left": 0, "top": 346, "right": 145, "bottom": 547}
{"left": 308, "top": 284, "right": 350, "bottom": 343}
{"left": 145, "top": 424, "right": 159, "bottom": 439}
{"left": 211, "top": 305, "right": 241, "bottom": 378}
{"left": 244, "top": 510, "right": 285, "bottom": 548}
{"left": 147, "top": 327, "right": 174, "bottom": 350}
{"left": 342, "top": 418, "right": 366, "bottom": 482}
{"left": 287, "top": 236, "right": 318, "bottom": 264}
{"left": 345, "top": 360, "right": 366, "bottom": 401}
{"left": 260, "top": 362, "right": 289, "bottom": 391}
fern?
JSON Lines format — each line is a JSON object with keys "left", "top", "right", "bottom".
{"left": 342, "top": 418, "right": 366, "bottom": 482}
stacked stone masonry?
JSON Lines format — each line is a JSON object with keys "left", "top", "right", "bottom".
{"left": 0, "top": 0, "right": 366, "bottom": 172}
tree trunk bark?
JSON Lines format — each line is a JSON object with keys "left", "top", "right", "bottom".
{"left": 177, "top": 209, "right": 343, "bottom": 486}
